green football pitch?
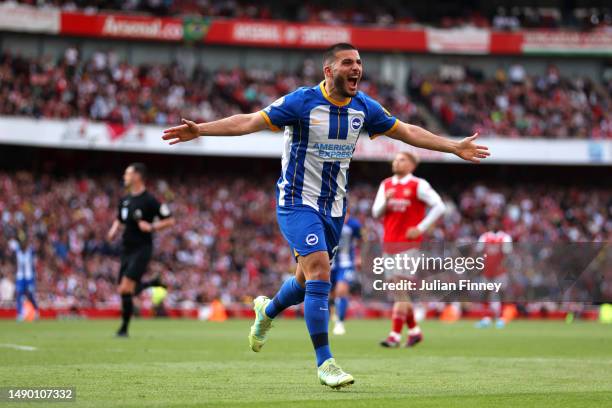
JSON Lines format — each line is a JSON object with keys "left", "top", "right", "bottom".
{"left": 0, "top": 319, "right": 611, "bottom": 407}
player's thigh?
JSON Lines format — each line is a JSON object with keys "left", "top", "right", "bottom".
{"left": 298, "top": 250, "right": 331, "bottom": 282}
{"left": 119, "top": 276, "right": 136, "bottom": 294}
{"left": 118, "top": 252, "right": 130, "bottom": 284}
{"left": 277, "top": 206, "right": 329, "bottom": 259}
{"left": 26, "top": 281, "right": 36, "bottom": 296}
{"left": 126, "top": 245, "right": 152, "bottom": 283}
{"left": 15, "top": 280, "right": 26, "bottom": 295}
{"left": 393, "top": 301, "right": 411, "bottom": 313}
{"left": 295, "top": 263, "right": 306, "bottom": 287}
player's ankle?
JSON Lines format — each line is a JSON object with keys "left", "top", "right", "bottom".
{"left": 408, "top": 327, "right": 421, "bottom": 336}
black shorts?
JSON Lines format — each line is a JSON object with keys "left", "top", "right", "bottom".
{"left": 119, "top": 245, "right": 152, "bottom": 283}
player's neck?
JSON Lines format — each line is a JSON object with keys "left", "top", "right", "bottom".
{"left": 322, "top": 80, "right": 350, "bottom": 105}
{"left": 130, "top": 184, "right": 146, "bottom": 196}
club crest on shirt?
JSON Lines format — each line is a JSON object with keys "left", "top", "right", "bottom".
{"left": 350, "top": 117, "right": 363, "bottom": 131}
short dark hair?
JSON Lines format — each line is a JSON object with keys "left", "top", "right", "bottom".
{"left": 323, "top": 43, "right": 357, "bottom": 66}
{"left": 129, "top": 162, "right": 147, "bottom": 180}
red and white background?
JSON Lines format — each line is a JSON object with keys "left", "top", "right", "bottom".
{"left": 2, "top": 3, "right": 612, "bottom": 55}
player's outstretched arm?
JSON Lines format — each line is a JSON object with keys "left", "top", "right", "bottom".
{"left": 162, "top": 112, "right": 268, "bottom": 145}
{"left": 388, "top": 122, "right": 490, "bottom": 163}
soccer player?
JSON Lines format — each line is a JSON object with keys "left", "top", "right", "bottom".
{"left": 107, "top": 163, "right": 174, "bottom": 337}
{"left": 330, "top": 213, "right": 362, "bottom": 335}
{"left": 10, "top": 233, "right": 39, "bottom": 321}
{"left": 162, "top": 43, "right": 489, "bottom": 388}
{"left": 373, "top": 152, "right": 446, "bottom": 348}
{"left": 475, "top": 227, "right": 513, "bottom": 329}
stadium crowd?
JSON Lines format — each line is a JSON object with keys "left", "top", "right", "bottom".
{"left": 411, "top": 64, "right": 612, "bottom": 139}
{"left": 8, "top": 0, "right": 612, "bottom": 31}
{"left": 0, "top": 171, "right": 610, "bottom": 310}
{"left": 0, "top": 49, "right": 426, "bottom": 131}
{"left": 2, "top": 49, "right": 612, "bottom": 139}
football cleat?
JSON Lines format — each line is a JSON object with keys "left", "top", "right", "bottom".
{"left": 380, "top": 335, "right": 401, "bottom": 348}
{"left": 475, "top": 317, "right": 493, "bottom": 328}
{"left": 248, "top": 296, "right": 273, "bottom": 352}
{"left": 332, "top": 321, "right": 346, "bottom": 335}
{"left": 406, "top": 333, "right": 423, "bottom": 347}
{"left": 318, "top": 358, "right": 354, "bottom": 389}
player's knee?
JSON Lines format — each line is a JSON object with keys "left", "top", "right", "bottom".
{"left": 303, "top": 258, "right": 331, "bottom": 282}
{"left": 118, "top": 280, "right": 135, "bottom": 295}
{"left": 336, "top": 281, "right": 349, "bottom": 296}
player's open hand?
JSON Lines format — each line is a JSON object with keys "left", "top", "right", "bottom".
{"left": 162, "top": 119, "right": 200, "bottom": 145}
{"left": 454, "top": 133, "right": 490, "bottom": 163}
{"left": 406, "top": 227, "right": 422, "bottom": 239}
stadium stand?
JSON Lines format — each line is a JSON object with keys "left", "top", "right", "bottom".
{"left": 9, "top": 1, "right": 612, "bottom": 31}
{"left": 2, "top": 50, "right": 611, "bottom": 138}
{"left": 1, "top": 168, "right": 609, "bottom": 310}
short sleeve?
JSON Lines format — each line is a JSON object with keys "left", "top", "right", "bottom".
{"left": 155, "top": 198, "right": 172, "bottom": 220}
{"left": 259, "top": 88, "right": 305, "bottom": 131}
{"left": 363, "top": 95, "right": 399, "bottom": 138}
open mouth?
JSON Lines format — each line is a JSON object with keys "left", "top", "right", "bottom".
{"left": 347, "top": 76, "right": 359, "bottom": 89}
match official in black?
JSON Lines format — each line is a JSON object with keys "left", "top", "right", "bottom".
{"left": 107, "top": 163, "right": 174, "bottom": 337}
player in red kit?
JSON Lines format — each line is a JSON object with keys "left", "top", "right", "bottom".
{"left": 475, "top": 228, "right": 513, "bottom": 328}
{"left": 372, "top": 152, "right": 446, "bottom": 347}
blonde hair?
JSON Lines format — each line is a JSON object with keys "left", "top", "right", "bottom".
{"left": 398, "top": 151, "right": 420, "bottom": 167}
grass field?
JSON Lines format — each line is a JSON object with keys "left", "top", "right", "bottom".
{"left": 0, "top": 319, "right": 611, "bottom": 407}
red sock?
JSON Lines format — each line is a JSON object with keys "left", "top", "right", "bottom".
{"left": 392, "top": 317, "right": 404, "bottom": 334}
{"left": 406, "top": 309, "right": 416, "bottom": 330}
{"left": 391, "top": 311, "right": 406, "bottom": 334}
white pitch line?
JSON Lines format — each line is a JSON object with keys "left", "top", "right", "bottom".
{"left": 0, "top": 343, "right": 38, "bottom": 351}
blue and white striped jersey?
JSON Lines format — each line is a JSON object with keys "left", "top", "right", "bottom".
{"left": 260, "top": 81, "right": 398, "bottom": 217}
{"left": 15, "top": 246, "right": 36, "bottom": 281}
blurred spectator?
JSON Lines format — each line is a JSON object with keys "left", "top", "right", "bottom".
{"left": 0, "top": 50, "right": 427, "bottom": 129}
{"left": 0, "top": 170, "right": 609, "bottom": 309}
{"left": 413, "top": 64, "right": 612, "bottom": 139}
{"left": 8, "top": 1, "right": 612, "bottom": 31}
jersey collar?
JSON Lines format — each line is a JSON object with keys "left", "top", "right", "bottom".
{"left": 392, "top": 173, "right": 413, "bottom": 185}
{"left": 319, "top": 81, "right": 351, "bottom": 107}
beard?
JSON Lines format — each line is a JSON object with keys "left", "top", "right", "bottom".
{"left": 333, "top": 75, "right": 354, "bottom": 98}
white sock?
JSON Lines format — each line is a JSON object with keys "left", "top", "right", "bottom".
{"left": 408, "top": 326, "right": 421, "bottom": 336}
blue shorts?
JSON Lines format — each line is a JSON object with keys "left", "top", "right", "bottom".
{"left": 16, "top": 279, "right": 35, "bottom": 294}
{"left": 277, "top": 205, "right": 345, "bottom": 261}
{"left": 331, "top": 267, "right": 355, "bottom": 287}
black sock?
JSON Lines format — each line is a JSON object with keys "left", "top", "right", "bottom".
{"left": 120, "top": 294, "right": 133, "bottom": 332}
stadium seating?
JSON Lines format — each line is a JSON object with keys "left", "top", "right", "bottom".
{"left": 11, "top": 1, "right": 612, "bottom": 31}
{"left": 2, "top": 50, "right": 611, "bottom": 138}
{"left": 0, "top": 171, "right": 609, "bottom": 309}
